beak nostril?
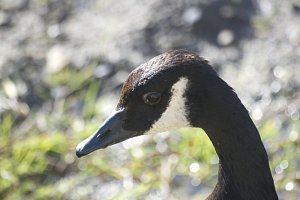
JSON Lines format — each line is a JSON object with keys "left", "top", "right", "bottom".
{"left": 97, "top": 130, "right": 111, "bottom": 141}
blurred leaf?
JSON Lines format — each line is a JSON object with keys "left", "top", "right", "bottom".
{"left": 84, "top": 81, "right": 101, "bottom": 119}
{"left": 0, "top": 112, "right": 12, "bottom": 145}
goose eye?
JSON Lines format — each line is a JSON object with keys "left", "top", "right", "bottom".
{"left": 143, "top": 92, "right": 161, "bottom": 105}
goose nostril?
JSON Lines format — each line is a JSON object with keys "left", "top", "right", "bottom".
{"left": 97, "top": 130, "right": 111, "bottom": 141}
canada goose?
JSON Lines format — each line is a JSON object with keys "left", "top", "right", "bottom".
{"left": 76, "top": 50, "right": 278, "bottom": 200}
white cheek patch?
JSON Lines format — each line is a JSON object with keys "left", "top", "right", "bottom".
{"left": 146, "top": 77, "right": 191, "bottom": 134}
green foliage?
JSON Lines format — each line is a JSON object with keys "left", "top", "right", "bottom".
{"left": 0, "top": 64, "right": 299, "bottom": 199}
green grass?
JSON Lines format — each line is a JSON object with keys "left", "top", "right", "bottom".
{"left": 0, "top": 65, "right": 299, "bottom": 199}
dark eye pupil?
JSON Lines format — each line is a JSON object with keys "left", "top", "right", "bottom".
{"left": 143, "top": 92, "right": 161, "bottom": 105}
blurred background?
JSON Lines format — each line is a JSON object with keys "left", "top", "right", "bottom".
{"left": 0, "top": 0, "right": 300, "bottom": 199}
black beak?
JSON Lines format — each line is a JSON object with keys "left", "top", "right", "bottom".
{"left": 76, "top": 108, "right": 141, "bottom": 157}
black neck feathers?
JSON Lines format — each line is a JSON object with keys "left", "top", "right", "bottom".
{"left": 186, "top": 68, "right": 278, "bottom": 200}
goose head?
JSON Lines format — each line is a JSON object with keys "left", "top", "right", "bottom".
{"left": 76, "top": 49, "right": 214, "bottom": 157}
